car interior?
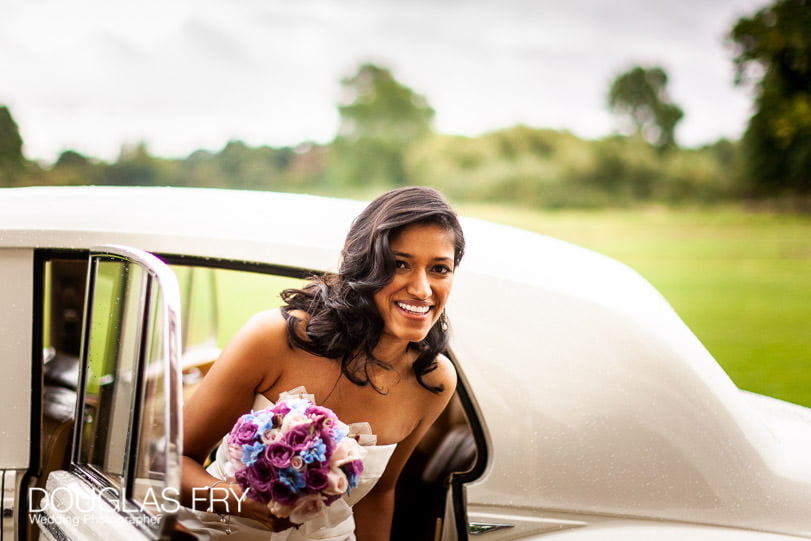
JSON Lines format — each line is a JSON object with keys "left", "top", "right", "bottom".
{"left": 31, "top": 252, "right": 480, "bottom": 540}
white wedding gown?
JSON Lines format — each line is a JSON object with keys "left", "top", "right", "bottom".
{"left": 176, "top": 391, "right": 396, "bottom": 540}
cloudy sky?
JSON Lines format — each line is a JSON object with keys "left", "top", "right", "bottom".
{"left": 1, "top": 0, "right": 768, "bottom": 163}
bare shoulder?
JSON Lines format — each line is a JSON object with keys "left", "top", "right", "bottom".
{"left": 434, "top": 353, "right": 457, "bottom": 389}
{"left": 211, "top": 308, "right": 292, "bottom": 378}
{"left": 235, "top": 308, "right": 289, "bottom": 350}
{"left": 422, "top": 353, "right": 458, "bottom": 406}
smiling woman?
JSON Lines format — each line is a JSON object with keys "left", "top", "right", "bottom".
{"left": 178, "top": 186, "right": 466, "bottom": 540}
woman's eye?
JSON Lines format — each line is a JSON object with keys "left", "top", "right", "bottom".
{"left": 395, "top": 260, "right": 408, "bottom": 270}
{"left": 433, "top": 265, "right": 452, "bottom": 275}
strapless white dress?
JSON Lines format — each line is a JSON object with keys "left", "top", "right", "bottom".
{"left": 177, "top": 390, "right": 396, "bottom": 540}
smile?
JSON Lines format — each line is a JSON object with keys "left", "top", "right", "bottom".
{"left": 396, "top": 302, "right": 431, "bottom": 315}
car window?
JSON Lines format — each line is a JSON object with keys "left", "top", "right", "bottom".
{"left": 70, "top": 248, "right": 182, "bottom": 537}
{"left": 132, "top": 285, "right": 174, "bottom": 516}
{"left": 78, "top": 257, "right": 146, "bottom": 481}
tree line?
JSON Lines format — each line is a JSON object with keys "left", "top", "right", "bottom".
{"left": 1, "top": 0, "right": 808, "bottom": 207}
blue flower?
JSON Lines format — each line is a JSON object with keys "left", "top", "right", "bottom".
{"left": 241, "top": 442, "right": 265, "bottom": 466}
{"left": 346, "top": 471, "right": 358, "bottom": 494}
{"left": 252, "top": 411, "right": 275, "bottom": 434}
{"left": 279, "top": 467, "right": 306, "bottom": 493}
{"left": 332, "top": 426, "right": 347, "bottom": 443}
{"left": 301, "top": 438, "right": 327, "bottom": 464}
{"left": 286, "top": 398, "right": 311, "bottom": 415}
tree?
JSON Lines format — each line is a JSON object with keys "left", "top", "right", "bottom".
{"left": 730, "top": 0, "right": 811, "bottom": 193}
{"left": 608, "top": 66, "right": 684, "bottom": 149}
{"left": 331, "top": 63, "right": 434, "bottom": 187}
{"left": 54, "top": 150, "right": 90, "bottom": 169}
{"left": 104, "top": 142, "right": 160, "bottom": 186}
{"left": 0, "top": 105, "right": 25, "bottom": 183}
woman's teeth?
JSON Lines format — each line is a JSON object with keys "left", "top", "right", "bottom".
{"left": 396, "top": 302, "right": 430, "bottom": 314}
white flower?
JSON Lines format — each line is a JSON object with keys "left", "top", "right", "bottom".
{"left": 289, "top": 494, "right": 326, "bottom": 524}
{"left": 268, "top": 500, "right": 293, "bottom": 519}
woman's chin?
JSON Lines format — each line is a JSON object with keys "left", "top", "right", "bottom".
{"left": 401, "top": 326, "right": 434, "bottom": 344}
{"left": 382, "top": 323, "right": 432, "bottom": 345}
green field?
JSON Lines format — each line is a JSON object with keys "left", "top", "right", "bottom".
{"left": 460, "top": 203, "right": 811, "bottom": 407}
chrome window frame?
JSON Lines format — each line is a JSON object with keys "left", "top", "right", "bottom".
{"left": 68, "top": 245, "right": 183, "bottom": 538}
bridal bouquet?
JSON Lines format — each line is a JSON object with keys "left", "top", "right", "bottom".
{"left": 224, "top": 390, "right": 365, "bottom": 525}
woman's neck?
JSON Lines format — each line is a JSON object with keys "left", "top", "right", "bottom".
{"left": 371, "top": 336, "right": 411, "bottom": 370}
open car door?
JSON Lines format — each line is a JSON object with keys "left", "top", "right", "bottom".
{"left": 35, "top": 245, "right": 183, "bottom": 540}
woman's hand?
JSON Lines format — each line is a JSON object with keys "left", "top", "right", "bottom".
{"left": 228, "top": 484, "right": 295, "bottom": 532}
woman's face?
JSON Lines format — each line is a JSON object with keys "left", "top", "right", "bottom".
{"left": 373, "top": 222, "right": 456, "bottom": 346}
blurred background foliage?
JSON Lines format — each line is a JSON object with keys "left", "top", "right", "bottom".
{"left": 2, "top": 0, "right": 809, "bottom": 209}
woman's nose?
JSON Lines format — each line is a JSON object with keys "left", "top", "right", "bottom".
{"left": 407, "top": 270, "right": 431, "bottom": 299}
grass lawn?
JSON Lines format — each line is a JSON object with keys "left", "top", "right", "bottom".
{"left": 459, "top": 203, "right": 811, "bottom": 408}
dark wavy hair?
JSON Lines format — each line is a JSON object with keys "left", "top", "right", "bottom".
{"left": 280, "top": 186, "right": 465, "bottom": 393}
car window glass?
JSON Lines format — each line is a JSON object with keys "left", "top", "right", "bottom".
{"left": 78, "top": 258, "right": 145, "bottom": 482}
{"left": 132, "top": 285, "right": 171, "bottom": 515}
{"left": 174, "top": 266, "right": 219, "bottom": 357}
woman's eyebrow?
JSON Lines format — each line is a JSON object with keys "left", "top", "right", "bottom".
{"left": 394, "top": 251, "right": 452, "bottom": 263}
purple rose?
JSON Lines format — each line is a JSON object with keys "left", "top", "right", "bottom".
{"left": 270, "top": 403, "right": 291, "bottom": 418}
{"left": 236, "top": 467, "right": 271, "bottom": 503}
{"left": 305, "top": 467, "right": 329, "bottom": 493}
{"left": 269, "top": 478, "right": 298, "bottom": 506}
{"left": 317, "top": 427, "right": 337, "bottom": 456}
{"left": 283, "top": 424, "right": 312, "bottom": 451}
{"left": 242, "top": 456, "right": 279, "bottom": 502}
{"left": 307, "top": 406, "right": 337, "bottom": 428}
{"left": 228, "top": 417, "right": 258, "bottom": 446}
{"left": 265, "top": 441, "right": 293, "bottom": 469}
{"left": 344, "top": 459, "right": 364, "bottom": 478}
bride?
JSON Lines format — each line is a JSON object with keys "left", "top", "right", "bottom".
{"left": 179, "top": 186, "right": 465, "bottom": 540}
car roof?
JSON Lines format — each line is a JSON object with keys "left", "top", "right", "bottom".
{"left": 0, "top": 185, "right": 661, "bottom": 315}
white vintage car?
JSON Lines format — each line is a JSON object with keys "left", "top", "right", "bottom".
{"left": 1, "top": 186, "right": 809, "bottom": 540}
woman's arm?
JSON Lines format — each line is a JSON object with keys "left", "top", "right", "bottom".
{"left": 180, "top": 310, "right": 291, "bottom": 527}
{"left": 353, "top": 355, "right": 458, "bottom": 540}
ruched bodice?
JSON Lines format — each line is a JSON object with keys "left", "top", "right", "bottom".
{"left": 177, "top": 390, "right": 396, "bottom": 540}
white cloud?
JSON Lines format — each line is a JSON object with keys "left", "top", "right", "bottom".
{"left": 0, "top": 0, "right": 770, "bottom": 162}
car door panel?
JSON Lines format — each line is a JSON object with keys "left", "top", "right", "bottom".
{"left": 0, "top": 248, "right": 34, "bottom": 470}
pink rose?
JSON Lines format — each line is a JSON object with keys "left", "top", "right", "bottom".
{"left": 223, "top": 443, "right": 246, "bottom": 478}
{"left": 290, "top": 456, "right": 305, "bottom": 470}
{"left": 323, "top": 468, "right": 348, "bottom": 496}
{"left": 289, "top": 494, "right": 326, "bottom": 524}
{"left": 261, "top": 428, "right": 282, "bottom": 444}
{"left": 280, "top": 413, "right": 309, "bottom": 433}
{"left": 330, "top": 437, "right": 362, "bottom": 467}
